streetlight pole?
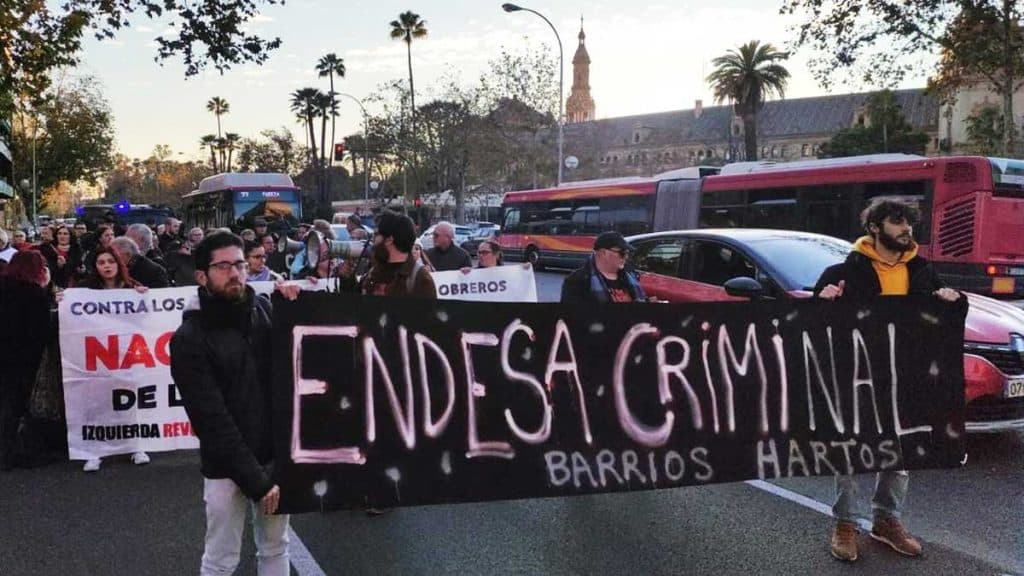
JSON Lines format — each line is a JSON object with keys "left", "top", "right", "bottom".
{"left": 336, "top": 92, "right": 371, "bottom": 201}
{"left": 502, "top": 3, "right": 564, "bottom": 187}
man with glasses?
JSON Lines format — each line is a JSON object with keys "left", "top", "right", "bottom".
{"left": 170, "top": 232, "right": 299, "bottom": 576}
{"left": 561, "top": 231, "right": 648, "bottom": 303}
{"left": 425, "top": 221, "right": 471, "bottom": 272}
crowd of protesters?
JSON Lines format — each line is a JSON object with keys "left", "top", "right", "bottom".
{"left": 0, "top": 215, "right": 285, "bottom": 474}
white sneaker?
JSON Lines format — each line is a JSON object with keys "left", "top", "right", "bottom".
{"left": 131, "top": 452, "right": 150, "bottom": 466}
{"left": 83, "top": 458, "right": 101, "bottom": 472}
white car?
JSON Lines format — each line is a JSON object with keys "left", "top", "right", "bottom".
{"left": 417, "top": 224, "right": 474, "bottom": 251}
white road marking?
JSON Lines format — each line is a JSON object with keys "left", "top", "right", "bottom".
{"left": 745, "top": 479, "right": 871, "bottom": 532}
{"left": 289, "top": 525, "right": 328, "bottom": 576}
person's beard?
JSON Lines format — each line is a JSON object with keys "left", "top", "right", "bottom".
{"left": 373, "top": 243, "right": 390, "bottom": 265}
{"left": 877, "top": 228, "right": 916, "bottom": 253}
{"left": 207, "top": 277, "right": 246, "bottom": 301}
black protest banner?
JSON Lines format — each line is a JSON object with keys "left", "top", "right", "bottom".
{"left": 271, "top": 293, "right": 967, "bottom": 514}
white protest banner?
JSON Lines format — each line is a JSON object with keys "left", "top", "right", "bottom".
{"left": 250, "top": 278, "right": 336, "bottom": 297}
{"left": 431, "top": 265, "right": 538, "bottom": 302}
{"left": 59, "top": 287, "right": 200, "bottom": 460}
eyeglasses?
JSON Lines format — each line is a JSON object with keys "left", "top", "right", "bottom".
{"left": 208, "top": 260, "right": 248, "bottom": 273}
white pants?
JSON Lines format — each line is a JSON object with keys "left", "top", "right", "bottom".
{"left": 200, "top": 478, "right": 290, "bottom": 576}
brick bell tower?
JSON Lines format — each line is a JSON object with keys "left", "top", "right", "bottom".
{"left": 566, "top": 17, "right": 596, "bottom": 123}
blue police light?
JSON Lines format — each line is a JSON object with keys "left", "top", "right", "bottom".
{"left": 114, "top": 200, "right": 131, "bottom": 214}
{"left": 75, "top": 206, "right": 84, "bottom": 216}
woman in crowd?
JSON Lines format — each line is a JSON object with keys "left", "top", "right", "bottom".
{"left": 0, "top": 251, "right": 53, "bottom": 471}
{"left": 412, "top": 241, "right": 435, "bottom": 272}
{"left": 244, "top": 240, "right": 282, "bottom": 282}
{"left": 48, "top": 224, "right": 83, "bottom": 288}
{"left": 77, "top": 246, "right": 151, "bottom": 472}
{"left": 475, "top": 238, "right": 503, "bottom": 268}
{"left": 83, "top": 224, "right": 115, "bottom": 274}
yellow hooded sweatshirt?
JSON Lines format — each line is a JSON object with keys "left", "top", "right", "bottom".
{"left": 853, "top": 236, "right": 918, "bottom": 296}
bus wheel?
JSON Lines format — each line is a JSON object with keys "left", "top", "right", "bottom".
{"left": 525, "top": 246, "right": 542, "bottom": 270}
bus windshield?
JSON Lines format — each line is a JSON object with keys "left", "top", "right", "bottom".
{"left": 232, "top": 189, "right": 301, "bottom": 229}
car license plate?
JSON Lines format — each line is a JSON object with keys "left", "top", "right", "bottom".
{"left": 1007, "top": 378, "right": 1024, "bottom": 399}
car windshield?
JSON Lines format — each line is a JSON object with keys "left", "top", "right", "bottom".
{"left": 745, "top": 235, "right": 852, "bottom": 291}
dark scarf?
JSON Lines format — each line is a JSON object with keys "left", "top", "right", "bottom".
{"left": 197, "top": 285, "right": 255, "bottom": 331}
{"left": 586, "top": 255, "right": 646, "bottom": 303}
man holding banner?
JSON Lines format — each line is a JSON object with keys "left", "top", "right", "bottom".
{"left": 169, "top": 232, "right": 299, "bottom": 576}
{"left": 815, "top": 198, "right": 962, "bottom": 563}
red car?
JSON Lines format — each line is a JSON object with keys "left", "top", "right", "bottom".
{"left": 627, "top": 228, "right": 1024, "bottom": 433}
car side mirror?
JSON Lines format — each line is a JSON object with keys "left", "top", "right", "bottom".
{"left": 724, "top": 276, "right": 763, "bottom": 300}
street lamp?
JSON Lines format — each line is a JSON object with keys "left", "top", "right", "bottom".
{"left": 336, "top": 92, "right": 371, "bottom": 201}
{"left": 502, "top": 2, "right": 564, "bottom": 186}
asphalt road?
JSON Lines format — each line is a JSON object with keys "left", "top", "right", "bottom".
{"left": 1, "top": 269, "right": 1020, "bottom": 575}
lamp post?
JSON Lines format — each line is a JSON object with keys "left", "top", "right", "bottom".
{"left": 502, "top": 3, "right": 564, "bottom": 187}
{"left": 336, "top": 92, "right": 371, "bottom": 201}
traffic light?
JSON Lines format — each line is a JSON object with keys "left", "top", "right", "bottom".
{"left": 333, "top": 143, "right": 345, "bottom": 162}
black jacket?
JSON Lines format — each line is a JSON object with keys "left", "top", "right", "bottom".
{"left": 425, "top": 244, "right": 472, "bottom": 272}
{"left": 128, "top": 254, "right": 169, "bottom": 288}
{"left": 812, "top": 250, "right": 946, "bottom": 300}
{"left": 169, "top": 287, "right": 276, "bottom": 500}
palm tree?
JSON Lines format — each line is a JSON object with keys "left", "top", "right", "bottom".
{"left": 223, "top": 133, "right": 241, "bottom": 172}
{"left": 289, "top": 88, "right": 322, "bottom": 167}
{"left": 199, "top": 134, "right": 219, "bottom": 171}
{"left": 706, "top": 40, "right": 790, "bottom": 161}
{"left": 316, "top": 53, "right": 346, "bottom": 162}
{"left": 313, "top": 91, "right": 337, "bottom": 205}
{"left": 206, "top": 96, "right": 230, "bottom": 139}
{"left": 389, "top": 11, "right": 428, "bottom": 134}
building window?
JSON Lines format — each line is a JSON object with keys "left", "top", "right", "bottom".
{"left": 801, "top": 144, "right": 809, "bottom": 157}
{"left": 761, "top": 146, "right": 768, "bottom": 158}
{"left": 733, "top": 124, "right": 741, "bottom": 136}
{"left": 634, "top": 133, "right": 641, "bottom": 143}
{"left": 725, "top": 149, "right": 733, "bottom": 160}
{"left": 641, "top": 152, "right": 647, "bottom": 165}
{"left": 613, "top": 155, "right": 618, "bottom": 164}
{"left": 706, "top": 149, "right": 714, "bottom": 158}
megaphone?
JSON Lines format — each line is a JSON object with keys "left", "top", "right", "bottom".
{"left": 305, "top": 230, "right": 370, "bottom": 270}
{"left": 277, "top": 236, "right": 304, "bottom": 254}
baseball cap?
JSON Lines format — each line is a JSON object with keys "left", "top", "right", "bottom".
{"left": 593, "top": 231, "right": 632, "bottom": 252}
{"left": 254, "top": 218, "right": 268, "bottom": 227}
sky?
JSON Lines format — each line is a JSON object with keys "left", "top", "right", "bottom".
{"left": 73, "top": 0, "right": 934, "bottom": 161}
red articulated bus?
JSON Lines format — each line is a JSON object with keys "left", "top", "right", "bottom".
{"left": 703, "top": 154, "right": 1024, "bottom": 297}
{"left": 499, "top": 167, "right": 714, "bottom": 269}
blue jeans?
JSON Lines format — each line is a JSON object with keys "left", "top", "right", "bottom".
{"left": 832, "top": 470, "right": 909, "bottom": 523}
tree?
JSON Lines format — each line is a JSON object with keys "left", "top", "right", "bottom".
{"left": 0, "top": 0, "right": 283, "bottom": 117}
{"left": 199, "top": 134, "right": 219, "bottom": 171}
{"left": 236, "top": 128, "right": 304, "bottom": 174}
{"left": 12, "top": 75, "right": 115, "bottom": 215}
{"left": 783, "top": 0, "right": 1024, "bottom": 155}
{"left": 706, "top": 40, "right": 790, "bottom": 161}
{"left": 290, "top": 88, "right": 322, "bottom": 168}
{"left": 206, "top": 96, "right": 230, "bottom": 139}
{"left": 316, "top": 54, "right": 346, "bottom": 159}
{"left": 964, "top": 104, "right": 1015, "bottom": 155}
{"left": 389, "top": 11, "right": 428, "bottom": 136}
{"left": 223, "top": 133, "right": 241, "bottom": 171}
{"left": 819, "top": 91, "right": 930, "bottom": 157}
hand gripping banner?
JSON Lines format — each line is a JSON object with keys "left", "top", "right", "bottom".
{"left": 271, "top": 293, "right": 967, "bottom": 514}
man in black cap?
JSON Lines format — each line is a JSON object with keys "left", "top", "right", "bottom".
{"left": 253, "top": 218, "right": 269, "bottom": 239}
{"left": 560, "top": 231, "right": 648, "bottom": 303}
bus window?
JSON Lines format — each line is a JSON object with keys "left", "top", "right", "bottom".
{"left": 503, "top": 208, "right": 521, "bottom": 233}
{"left": 806, "top": 202, "right": 855, "bottom": 241}
{"left": 747, "top": 188, "right": 798, "bottom": 230}
{"left": 572, "top": 205, "right": 600, "bottom": 234}
{"left": 700, "top": 206, "right": 745, "bottom": 228}
{"left": 599, "top": 195, "right": 653, "bottom": 235}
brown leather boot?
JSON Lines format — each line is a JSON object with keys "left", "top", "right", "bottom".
{"left": 871, "top": 517, "right": 923, "bottom": 557}
{"left": 830, "top": 520, "right": 859, "bottom": 562}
